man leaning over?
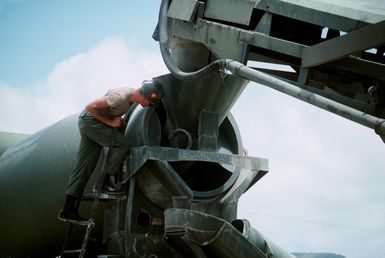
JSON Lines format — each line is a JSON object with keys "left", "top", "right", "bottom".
{"left": 58, "top": 80, "right": 163, "bottom": 224}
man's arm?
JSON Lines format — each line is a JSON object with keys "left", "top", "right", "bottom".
{"left": 85, "top": 97, "right": 122, "bottom": 128}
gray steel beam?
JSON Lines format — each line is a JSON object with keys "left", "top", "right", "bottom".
{"left": 204, "top": 0, "right": 255, "bottom": 25}
{"left": 169, "top": 18, "right": 306, "bottom": 59}
{"left": 302, "top": 21, "right": 385, "bottom": 68}
{"left": 326, "top": 56, "right": 385, "bottom": 81}
{"left": 168, "top": 18, "right": 248, "bottom": 62}
{"left": 248, "top": 52, "right": 299, "bottom": 66}
{"left": 254, "top": 12, "right": 272, "bottom": 34}
{"left": 254, "top": 0, "right": 376, "bottom": 32}
{"left": 167, "top": 0, "right": 200, "bottom": 22}
{"left": 225, "top": 60, "right": 385, "bottom": 141}
{"left": 240, "top": 27, "right": 306, "bottom": 58}
{"left": 297, "top": 67, "right": 309, "bottom": 86}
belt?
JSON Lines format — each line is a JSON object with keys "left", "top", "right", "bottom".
{"left": 79, "top": 109, "right": 91, "bottom": 118}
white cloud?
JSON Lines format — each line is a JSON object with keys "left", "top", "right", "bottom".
{"left": 0, "top": 37, "right": 168, "bottom": 133}
{"left": 233, "top": 84, "right": 385, "bottom": 258}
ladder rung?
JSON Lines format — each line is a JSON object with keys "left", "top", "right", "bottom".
{"left": 63, "top": 249, "right": 82, "bottom": 254}
{"left": 69, "top": 220, "right": 94, "bottom": 226}
{"left": 82, "top": 192, "right": 127, "bottom": 201}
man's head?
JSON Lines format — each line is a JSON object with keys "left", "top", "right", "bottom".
{"left": 139, "top": 80, "right": 163, "bottom": 107}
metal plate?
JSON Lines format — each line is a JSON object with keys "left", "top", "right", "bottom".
{"left": 205, "top": 0, "right": 256, "bottom": 25}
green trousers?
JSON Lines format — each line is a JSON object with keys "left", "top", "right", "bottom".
{"left": 65, "top": 111, "right": 129, "bottom": 198}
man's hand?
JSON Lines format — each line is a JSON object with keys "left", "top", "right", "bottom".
{"left": 108, "top": 117, "right": 123, "bottom": 128}
{"left": 86, "top": 97, "right": 123, "bottom": 127}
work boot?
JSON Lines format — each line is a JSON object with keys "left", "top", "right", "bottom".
{"left": 94, "top": 175, "right": 122, "bottom": 194}
{"left": 102, "top": 175, "right": 117, "bottom": 192}
{"left": 57, "top": 195, "right": 89, "bottom": 225}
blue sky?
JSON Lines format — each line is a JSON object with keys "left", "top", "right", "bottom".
{"left": 0, "top": 0, "right": 159, "bottom": 86}
{"left": 1, "top": 1, "right": 385, "bottom": 258}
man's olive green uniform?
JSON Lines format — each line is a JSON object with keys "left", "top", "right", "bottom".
{"left": 65, "top": 88, "right": 133, "bottom": 199}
